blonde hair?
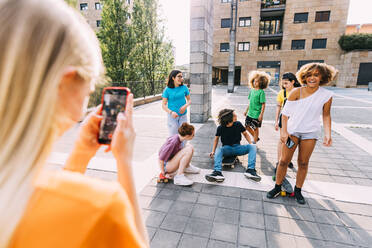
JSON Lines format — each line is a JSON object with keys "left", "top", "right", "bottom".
{"left": 0, "top": 0, "right": 103, "bottom": 246}
{"left": 296, "top": 62, "right": 338, "bottom": 86}
{"left": 248, "top": 70, "right": 271, "bottom": 89}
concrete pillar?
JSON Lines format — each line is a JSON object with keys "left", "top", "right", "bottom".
{"left": 189, "top": 0, "right": 213, "bottom": 123}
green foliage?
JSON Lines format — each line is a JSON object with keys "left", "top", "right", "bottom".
{"left": 64, "top": 0, "right": 77, "bottom": 7}
{"left": 338, "top": 34, "right": 372, "bottom": 52}
{"left": 96, "top": 0, "right": 174, "bottom": 101}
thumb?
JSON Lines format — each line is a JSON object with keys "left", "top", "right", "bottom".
{"left": 116, "top": 112, "right": 126, "bottom": 129}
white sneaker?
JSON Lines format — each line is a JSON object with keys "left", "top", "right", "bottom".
{"left": 184, "top": 164, "right": 201, "bottom": 174}
{"left": 174, "top": 174, "right": 193, "bottom": 186}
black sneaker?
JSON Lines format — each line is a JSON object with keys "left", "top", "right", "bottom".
{"left": 205, "top": 170, "right": 225, "bottom": 183}
{"left": 244, "top": 169, "right": 261, "bottom": 182}
{"left": 267, "top": 184, "right": 281, "bottom": 198}
{"left": 294, "top": 186, "right": 306, "bottom": 205}
{"left": 288, "top": 162, "right": 294, "bottom": 169}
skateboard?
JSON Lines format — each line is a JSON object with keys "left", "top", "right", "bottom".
{"left": 222, "top": 156, "right": 238, "bottom": 169}
{"left": 272, "top": 175, "right": 294, "bottom": 197}
{"left": 157, "top": 173, "right": 170, "bottom": 183}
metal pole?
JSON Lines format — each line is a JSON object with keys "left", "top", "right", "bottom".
{"left": 227, "top": 0, "right": 238, "bottom": 93}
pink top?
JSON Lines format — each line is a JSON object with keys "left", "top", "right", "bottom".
{"left": 158, "top": 134, "right": 182, "bottom": 162}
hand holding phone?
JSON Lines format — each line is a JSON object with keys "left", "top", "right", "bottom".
{"left": 98, "top": 87, "right": 130, "bottom": 144}
{"left": 286, "top": 136, "right": 295, "bottom": 149}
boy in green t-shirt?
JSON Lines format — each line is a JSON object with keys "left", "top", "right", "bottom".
{"left": 244, "top": 71, "right": 270, "bottom": 143}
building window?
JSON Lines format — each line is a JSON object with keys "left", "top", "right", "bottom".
{"left": 221, "top": 0, "right": 231, "bottom": 3}
{"left": 238, "top": 42, "right": 250, "bottom": 51}
{"left": 315, "top": 11, "right": 330, "bottom": 22}
{"left": 291, "top": 40, "right": 305, "bottom": 50}
{"left": 312, "top": 39, "right": 327, "bottom": 49}
{"left": 80, "top": 3, "right": 88, "bottom": 10}
{"left": 239, "top": 17, "right": 251, "bottom": 27}
{"left": 95, "top": 2, "right": 102, "bottom": 10}
{"left": 96, "top": 20, "right": 101, "bottom": 27}
{"left": 221, "top": 18, "right": 231, "bottom": 28}
{"left": 258, "top": 40, "right": 281, "bottom": 50}
{"left": 240, "top": 0, "right": 249, "bottom": 1}
{"left": 298, "top": 60, "right": 324, "bottom": 70}
{"left": 259, "top": 18, "right": 282, "bottom": 35}
{"left": 220, "top": 43, "right": 229, "bottom": 52}
{"left": 294, "top": 12, "right": 308, "bottom": 23}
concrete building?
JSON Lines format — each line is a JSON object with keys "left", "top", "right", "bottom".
{"left": 346, "top": 23, "right": 372, "bottom": 34}
{"left": 212, "top": 0, "right": 352, "bottom": 87}
{"left": 76, "top": 0, "right": 132, "bottom": 31}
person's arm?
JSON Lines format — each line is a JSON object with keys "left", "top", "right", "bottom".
{"left": 210, "top": 136, "right": 219, "bottom": 158}
{"left": 179, "top": 95, "right": 191, "bottom": 114}
{"left": 322, "top": 97, "right": 333, "bottom": 147}
{"left": 258, "top": 102, "right": 265, "bottom": 122}
{"left": 244, "top": 105, "right": 249, "bottom": 116}
{"left": 110, "top": 94, "right": 148, "bottom": 245}
{"left": 275, "top": 102, "right": 281, "bottom": 131}
{"left": 242, "top": 131, "right": 252, "bottom": 144}
{"left": 162, "top": 98, "right": 178, "bottom": 118}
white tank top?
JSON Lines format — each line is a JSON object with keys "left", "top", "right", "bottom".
{"left": 281, "top": 87, "right": 333, "bottom": 134}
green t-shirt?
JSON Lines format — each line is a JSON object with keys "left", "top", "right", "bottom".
{"left": 247, "top": 89, "right": 266, "bottom": 119}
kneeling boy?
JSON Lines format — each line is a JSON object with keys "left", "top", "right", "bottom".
{"left": 206, "top": 109, "right": 261, "bottom": 182}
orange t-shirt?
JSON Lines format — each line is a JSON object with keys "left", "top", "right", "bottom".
{"left": 10, "top": 170, "right": 147, "bottom": 248}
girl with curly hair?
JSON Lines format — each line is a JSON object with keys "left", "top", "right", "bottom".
{"left": 244, "top": 71, "right": 270, "bottom": 143}
{"left": 267, "top": 63, "right": 338, "bottom": 205}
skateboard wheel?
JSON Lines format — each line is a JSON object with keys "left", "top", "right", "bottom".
{"left": 290, "top": 192, "right": 295, "bottom": 197}
{"left": 164, "top": 178, "right": 168, "bottom": 183}
{"left": 157, "top": 178, "right": 161, "bottom": 183}
{"left": 280, "top": 191, "right": 286, "bottom": 197}
{"left": 272, "top": 176, "right": 276, "bottom": 181}
{"left": 231, "top": 165, "right": 234, "bottom": 169}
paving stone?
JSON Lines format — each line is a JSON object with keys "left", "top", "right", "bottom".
{"left": 238, "top": 226, "right": 266, "bottom": 247}
{"left": 160, "top": 214, "right": 188, "bottom": 233}
{"left": 151, "top": 229, "right": 181, "bottom": 248}
{"left": 263, "top": 202, "right": 290, "bottom": 217}
{"left": 184, "top": 218, "right": 213, "bottom": 238}
{"left": 210, "top": 222, "right": 238, "bottom": 243}
{"left": 307, "top": 198, "right": 337, "bottom": 211}
{"left": 338, "top": 213, "right": 372, "bottom": 231}
{"left": 202, "top": 184, "right": 223, "bottom": 195}
{"left": 147, "top": 227, "right": 157, "bottom": 241}
{"left": 220, "top": 186, "right": 241, "bottom": 198}
{"left": 240, "top": 211, "right": 264, "bottom": 229}
{"left": 291, "top": 219, "right": 323, "bottom": 239}
{"left": 240, "top": 198, "right": 263, "bottom": 213}
{"left": 207, "top": 240, "right": 235, "bottom": 248}
{"left": 347, "top": 228, "right": 372, "bottom": 247}
{"left": 294, "top": 236, "right": 326, "bottom": 248}
{"left": 333, "top": 201, "right": 372, "bottom": 216}
{"left": 285, "top": 206, "right": 315, "bottom": 222}
{"left": 264, "top": 215, "right": 294, "bottom": 235}
{"left": 168, "top": 201, "right": 194, "bottom": 217}
{"left": 197, "top": 193, "right": 220, "bottom": 206}
{"left": 323, "top": 241, "right": 355, "bottom": 248}
{"left": 149, "top": 198, "right": 174, "bottom": 212}
{"left": 140, "top": 186, "right": 161, "bottom": 197}
{"left": 181, "top": 183, "right": 203, "bottom": 192}
{"left": 214, "top": 208, "right": 239, "bottom": 225}
{"left": 191, "top": 204, "right": 216, "bottom": 221}
{"left": 139, "top": 195, "right": 154, "bottom": 209}
{"left": 318, "top": 223, "right": 354, "bottom": 245}
{"left": 157, "top": 188, "right": 180, "bottom": 200}
{"left": 266, "top": 231, "right": 296, "bottom": 248}
{"left": 218, "top": 196, "right": 240, "bottom": 210}
{"left": 178, "top": 234, "right": 208, "bottom": 248}
{"left": 176, "top": 190, "right": 199, "bottom": 203}
{"left": 312, "top": 209, "right": 345, "bottom": 226}
{"left": 143, "top": 210, "right": 166, "bottom": 228}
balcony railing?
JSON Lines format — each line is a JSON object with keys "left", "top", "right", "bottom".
{"left": 261, "top": 0, "right": 286, "bottom": 9}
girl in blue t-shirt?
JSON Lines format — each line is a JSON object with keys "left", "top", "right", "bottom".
{"left": 162, "top": 70, "right": 191, "bottom": 136}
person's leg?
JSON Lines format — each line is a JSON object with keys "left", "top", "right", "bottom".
{"left": 275, "top": 135, "right": 299, "bottom": 185}
{"left": 178, "top": 114, "right": 188, "bottom": 147}
{"left": 254, "top": 128, "right": 259, "bottom": 143}
{"left": 296, "top": 139, "right": 316, "bottom": 188}
{"left": 206, "top": 146, "right": 233, "bottom": 182}
{"left": 167, "top": 114, "right": 179, "bottom": 136}
{"left": 277, "top": 140, "right": 283, "bottom": 163}
{"left": 230, "top": 144, "right": 257, "bottom": 170}
{"left": 165, "top": 145, "right": 194, "bottom": 174}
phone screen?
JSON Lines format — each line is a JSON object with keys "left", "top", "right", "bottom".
{"left": 98, "top": 88, "right": 128, "bottom": 144}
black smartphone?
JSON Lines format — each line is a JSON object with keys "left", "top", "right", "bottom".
{"left": 286, "top": 136, "right": 295, "bottom": 149}
{"left": 98, "top": 87, "right": 130, "bottom": 144}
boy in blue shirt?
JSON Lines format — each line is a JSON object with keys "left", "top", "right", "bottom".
{"left": 206, "top": 109, "right": 261, "bottom": 182}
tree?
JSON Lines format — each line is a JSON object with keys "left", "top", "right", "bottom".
{"left": 338, "top": 34, "right": 372, "bottom": 52}
{"left": 98, "top": 0, "right": 135, "bottom": 84}
{"left": 64, "top": 0, "right": 77, "bottom": 7}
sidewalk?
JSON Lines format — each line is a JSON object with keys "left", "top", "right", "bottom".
{"left": 49, "top": 86, "right": 372, "bottom": 248}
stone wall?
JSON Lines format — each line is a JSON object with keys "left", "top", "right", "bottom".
{"left": 339, "top": 51, "right": 372, "bottom": 87}
{"left": 190, "top": 0, "right": 214, "bottom": 123}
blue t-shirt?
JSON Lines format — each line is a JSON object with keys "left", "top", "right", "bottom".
{"left": 162, "top": 85, "right": 190, "bottom": 116}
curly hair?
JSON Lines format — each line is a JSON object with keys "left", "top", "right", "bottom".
{"left": 178, "top": 123, "right": 194, "bottom": 136}
{"left": 296, "top": 63, "right": 338, "bottom": 86}
{"left": 218, "top": 109, "right": 234, "bottom": 127}
{"left": 248, "top": 70, "right": 270, "bottom": 89}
